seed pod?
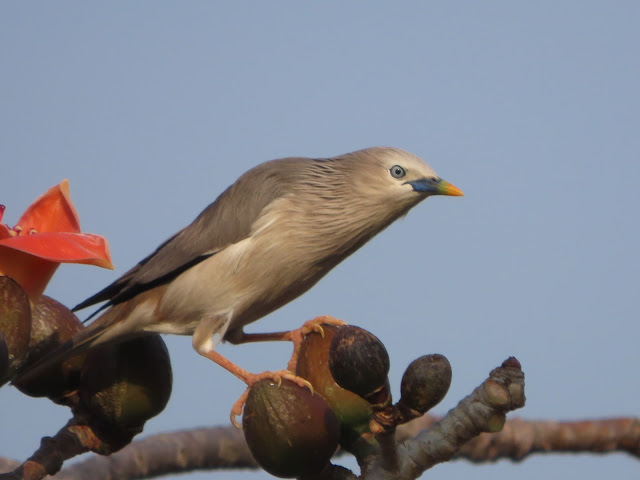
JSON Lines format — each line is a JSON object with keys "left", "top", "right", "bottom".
{"left": 13, "top": 295, "right": 85, "bottom": 402}
{"left": 399, "top": 354, "right": 452, "bottom": 416}
{"left": 79, "top": 335, "right": 172, "bottom": 453}
{"left": 296, "top": 324, "right": 371, "bottom": 431}
{"left": 0, "top": 276, "right": 32, "bottom": 383}
{"left": 328, "top": 326, "right": 389, "bottom": 399}
{"left": 0, "top": 331, "right": 9, "bottom": 381}
{"left": 243, "top": 378, "right": 339, "bottom": 478}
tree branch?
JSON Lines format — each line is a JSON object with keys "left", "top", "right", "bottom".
{"left": 3, "top": 417, "right": 639, "bottom": 480}
{"left": 51, "top": 427, "right": 254, "bottom": 480}
{"left": 399, "top": 416, "right": 640, "bottom": 461}
{"left": 2, "top": 357, "right": 637, "bottom": 480}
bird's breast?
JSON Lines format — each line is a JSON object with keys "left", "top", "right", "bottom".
{"left": 153, "top": 194, "right": 392, "bottom": 336}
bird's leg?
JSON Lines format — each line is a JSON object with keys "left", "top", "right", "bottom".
{"left": 194, "top": 315, "right": 312, "bottom": 426}
{"left": 229, "top": 315, "right": 346, "bottom": 371}
{"left": 195, "top": 315, "right": 345, "bottom": 427}
{"left": 200, "top": 349, "right": 315, "bottom": 427}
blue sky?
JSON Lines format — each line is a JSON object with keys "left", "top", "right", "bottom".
{"left": 1, "top": 3, "right": 639, "bottom": 479}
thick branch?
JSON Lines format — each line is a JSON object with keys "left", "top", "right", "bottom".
{"left": 52, "top": 427, "right": 253, "bottom": 480}
{"left": 399, "top": 416, "right": 640, "bottom": 461}
{"left": 460, "top": 417, "right": 640, "bottom": 461}
{"left": 3, "top": 418, "right": 639, "bottom": 479}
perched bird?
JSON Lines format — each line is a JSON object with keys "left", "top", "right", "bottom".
{"left": 16, "top": 147, "right": 463, "bottom": 411}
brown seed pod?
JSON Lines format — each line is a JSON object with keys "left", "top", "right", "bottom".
{"left": 243, "top": 378, "right": 339, "bottom": 478}
{"left": 13, "top": 295, "right": 85, "bottom": 401}
{"left": 399, "top": 354, "right": 452, "bottom": 416}
{"left": 79, "top": 335, "right": 173, "bottom": 452}
{"left": 0, "top": 331, "right": 9, "bottom": 381}
{"left": 296, "top": 324, "right": 371, "bottom": 432}
{"left": 0, "top": 276, "right": 32, "bottom": 383}
{"left": 328, "top": 325, "right": 389, "bottom": 399}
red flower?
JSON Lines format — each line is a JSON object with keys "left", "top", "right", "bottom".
{"left": 0, "top": 180, "right": 113, "bottom": 301}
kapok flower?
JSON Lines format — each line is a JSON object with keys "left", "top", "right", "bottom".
{"left": 0, "top": 180, "right": 113, "bottom": 301}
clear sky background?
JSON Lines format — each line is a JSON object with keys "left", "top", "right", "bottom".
{"left": 1, "top": 3, "right": 639, "bottom": 479}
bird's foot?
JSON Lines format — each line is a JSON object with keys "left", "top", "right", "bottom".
{"left": 230, "top": 370, "right": 314, "bottom": 428}
{"left": 285, "top": 315, "right": 347, "bottom": 371}
{"left": 299, "top": 315, "right": 347, "bottom": 337}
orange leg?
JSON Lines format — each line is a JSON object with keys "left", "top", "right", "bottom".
{"left": 231, "top": 315, "right": 347, "bottom": 371}
{"left": 200, "top": 348, "right": 314, "bottom": 428}
{"left": 202, "top": 316, "right": 347, "bottom": 427}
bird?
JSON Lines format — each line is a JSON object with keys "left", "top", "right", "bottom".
{"left": 15, "top": 146, "right": 463, "bottom": 418}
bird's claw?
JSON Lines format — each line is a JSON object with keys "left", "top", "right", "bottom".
{"left": 299, "top": 315, "right": 346, "bottom": 339}
{"left": 230, "top": 391, "right": 249, "bottom": 428}
{"left": 230, "top": 370, "right": 315, "bottom": 428}
{"left": 286, "top": 316, "right": 347, "bottom": 371}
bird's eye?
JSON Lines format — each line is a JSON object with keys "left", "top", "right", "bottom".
{"left": 390, "top": 165, "right": 406, "bottom": 179}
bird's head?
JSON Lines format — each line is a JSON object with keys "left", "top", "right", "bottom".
{"left": 341, "top": 147, "right": 463, "bottom": 211}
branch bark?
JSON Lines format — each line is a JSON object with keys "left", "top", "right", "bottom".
{"left": 2, "top": 358, "right": 637, "bottom": 480}
{"left": 2, "top": 417, "right": 639, "bottom": 480}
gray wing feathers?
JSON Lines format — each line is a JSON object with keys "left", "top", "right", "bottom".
{"left": 74, "top": 158, "right": 308, "bottom": 312}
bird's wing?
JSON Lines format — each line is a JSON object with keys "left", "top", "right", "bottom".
{"left": 74, "top": 158, "right": 306, "bottom": 315}
{"left": 73, "top": 227, "right": 217, "bottom": 317}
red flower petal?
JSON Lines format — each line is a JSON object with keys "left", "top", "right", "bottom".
{"left": 0, "top": 181, "right": 114, "bottom": 300}
{"left": 0, "top": 224, "right": 10, "bottom": 240}
{"left": 0, "top": 232, "right": 113, "bottom": 269}
{"left": 17, "top": 179, "right": 81, "bottom": 234}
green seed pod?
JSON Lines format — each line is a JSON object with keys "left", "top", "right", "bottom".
{"left": 296, "top": 325, "right": 372, "bottom": 429}
{"left": 243, "top": 378, "right": 339, "bottom": 478}
{"left": 328, "top": 326, "right": 389, "bottom": 399}
{"left": 13, "top": 296, "right": 85, "bottom": 402}
{"left": 79, "top": 335, "right": 172, "bottom": 453}
{"left": 399, "top": 354, "right": 452, "bottom": 416}
{"left": 0, "top": 276, "right": 32, "bottom": 383}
